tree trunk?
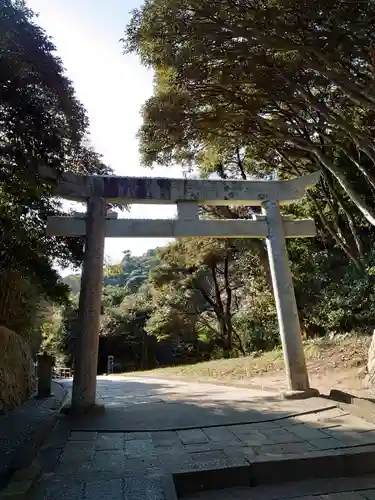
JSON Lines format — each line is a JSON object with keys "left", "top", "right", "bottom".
{"left": 307, "top": 192, "right": 362, "bottom": 268}
{"left": 302, "top": 51, "right": 375, "bottom": 110}
{"left": 282, "top": 72, "right": 375, "bottom": 173}
{"left": 141, "top": 330, "right": 148, "bottom": 369}
{"left": 312, "top": 149, "right": 375, "bottom": 227}
{"left": 322, "top": 171, "right": 365, "bottom": 261}
{"left": 223, "top": 253, "right": 233, "bottom": 353}
{"left": 341, "top": 148, "right": 375, "bottom": 192}
{"left": 277, "top": 147, "right": 364, "bottom": 265}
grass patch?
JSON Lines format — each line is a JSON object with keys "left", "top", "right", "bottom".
{"left": 124, "top": 334, "right": 370, "bottom": 383}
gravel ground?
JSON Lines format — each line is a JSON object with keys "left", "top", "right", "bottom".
{"left": 0, "top": 381, "right": 68, "bottom": 488}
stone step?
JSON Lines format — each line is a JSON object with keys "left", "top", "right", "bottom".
{"left": 183, "top": 475, "right": 375, "bottom": 499}
{"left": 173, "top": 445, "right": 375, "bottom": 497}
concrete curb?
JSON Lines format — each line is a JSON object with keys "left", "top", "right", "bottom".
{"left": 173, "top": 444, "right": 375, "bottom": 497}
{"left": 161, "top": 474, "right": 179, "bottom": 500}
{"left": 0, "top": 383, "right": 68, "bottom": 500}
{"left": 0, "top": 464, "right": 42, "bottom": 500}
{"left": 327, "top": 389, "right": 375, "bottom": 424}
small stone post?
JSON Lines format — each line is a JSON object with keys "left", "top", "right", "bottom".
{"left": 263, "top": 200, "right": 310, "bottom": 392}
{"left": 37, "top": 353, "right": 54, "bottom": 398}
{"left": 107, "top": 355, "right": 114, "bottom": 374}
{"left": 71, "top": 194, "right": 106, "bottom": 412}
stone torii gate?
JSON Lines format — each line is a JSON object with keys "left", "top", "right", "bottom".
{"left": 46, "top": 170, "right": 321, "bottom": 413}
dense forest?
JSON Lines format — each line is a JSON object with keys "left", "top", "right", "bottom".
{"left": 3, "top": 0, "right": 375, "bottom": 385}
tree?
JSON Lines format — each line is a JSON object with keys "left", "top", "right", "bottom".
{"left": 54, "top": 305, "right": 80, "bottom": 366}
{"left": 101, "top": 286, "right": 156, "bottom": 370}
{"left": 150, "top": 238, "right": 249, "bottom": 356}
{"left": 121, "top": 0, "right": 375, "bottom": 370}
{"left": 104, "top": 263, "right": 124, "bottom": 279}
{"left": 62, "top": 274, "right": 81, "bottom": 297}
{"left": 124, "top": 0, "right": 375, "bottom": 264}
{"left": 0, "top": 0, "right": 113, "bottom": 316}
{"left": 0, "top": 0, "right": 112, "bottom": 294}
{"left": 0, "top": 1, "right": 112, "bottom": 360}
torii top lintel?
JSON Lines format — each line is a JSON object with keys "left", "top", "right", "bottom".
{"left": 40, "top": 167, "right": 320, "bottom": 206}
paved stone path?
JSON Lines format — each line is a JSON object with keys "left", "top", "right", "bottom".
{"left": 31, "top": 376, "right": 375, "bottom": 499}
{"left": 64, "top": 376, "right": 337, "bottom": 431}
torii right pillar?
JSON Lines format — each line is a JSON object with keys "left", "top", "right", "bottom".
{"left": 263, "top": 200, "right": 315, "bottom": 395}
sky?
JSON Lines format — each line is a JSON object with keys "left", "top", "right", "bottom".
{"left": 26, "top": 0, "right": 182, "bottom": 270}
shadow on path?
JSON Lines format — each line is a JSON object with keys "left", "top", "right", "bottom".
{"left": 64, "top": 377, "right": 340, "bottom": 432}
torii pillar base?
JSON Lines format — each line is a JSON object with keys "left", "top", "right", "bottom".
{"left": 61, "top": 403, "right": 105, "bottom": 416}
{"left": 281, "top": 388, "right": 320, "bottom": 400}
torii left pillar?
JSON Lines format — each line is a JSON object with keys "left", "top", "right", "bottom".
{"left": 70, "top": 195, "right": 106, "bottom": 413}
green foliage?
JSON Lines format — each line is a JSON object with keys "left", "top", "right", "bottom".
{"left": 291, "top": 242, "right": 375, "bottom": 335}
{"left": 62, "top": 275, "right": 81, "bottom": 296}
{"left": 124, "top": 0, "right": 375, "bottom": 267}
{"left": 108, "top": 0, "right": 375, "bottom": 367}
{"left": 50, "top": 306, "right": 80, "bottom": 365}
{"left": 102, "top": 285, "right": 130, "bottom": 308}
{"left": 0, "top": 1, "right": 111, "bottom": 355}
{"left": 145, "top": 304, "right": 194, "bottom": 342}
{"left": 101, "top": 250, "right": 159, "bottom": 291}
{"left": 39, "top": 303, "right": 64, "bottom": 358}
{"left": 104, "top": 264, "right": 124, "bottom": 279}
{"left": 0, "top": 270, "right": 46, "bottom": 353}
{"left": 1, "top": 1, "right": 110, "bottom": 283}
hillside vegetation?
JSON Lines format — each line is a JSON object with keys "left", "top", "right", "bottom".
{"left": 128, "top": 335, "right": 369, "bottom": 396}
